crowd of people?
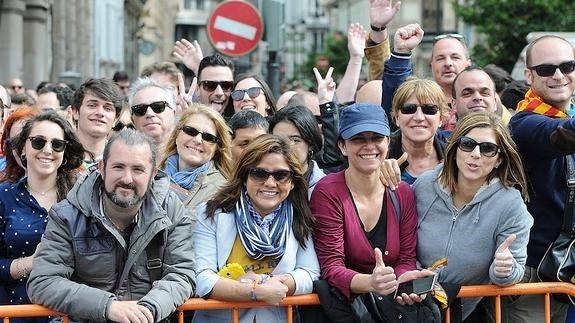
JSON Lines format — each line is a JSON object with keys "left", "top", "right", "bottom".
{"left": 0, "top": 0, "right": 574, "bottom": 323}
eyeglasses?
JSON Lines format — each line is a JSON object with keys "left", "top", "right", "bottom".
{"left": 181, "top": 125, "right": 218, "bottom": 144}
{"left": 200, "top": 80, "right": 234, "bottom": 92}
{"left": 248, "top": 167, "right": 293, "bottom": 183}
{"left": 457, "top": 136, "right": 499, "bottom": 157}
{"left": 399, "top": 103, "right": 439, "bottom": 115}
{"left": 131, "top": 101, "right": 170, "bottom": 117}
{"left": 231, "top": 87, "right": 262, "bottom": 101}
{"left": 433, "top": 33, "right": 465, "bottom": 43}
{"left": 28, "top": 136, "right": 68, "bottom": 153}
{"left": 527, "top": 60, "right": 575, "bottom": 77}
{"left": 112, "top": 122, "right": 135, "bottom": 132}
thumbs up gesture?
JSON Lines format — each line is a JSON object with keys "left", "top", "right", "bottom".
{"left": 493, "top": 234, "right": 516, "bottom": 278}
{"left": 371, "top": 248, "right": 397, "bottom": 295}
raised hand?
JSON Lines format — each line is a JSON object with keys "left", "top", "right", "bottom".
{"left": 347, "top": 23, "right": 368, "bottom": 59}
{"left": 369, "top": 0, "right": 401, "bottom": 29}
{"left": 174, "top": 73, "right": 197, "bottom": 115}
{"left": 371, "top": 248, "right": 397, "bottom": 296}
{"left": 313, "top": 67, "right": 336, "bottom": 104}
{"left": 379, "top": 152, "right": 408, "bottom": 190}
{"left": 394, "top": 23, "right": 424, "bottom": 54}
{"left": 174, "top": 39, "right": 204, "bottom": 74}
{"left": 493, "top": 234, "right": 516, "bottom": 278}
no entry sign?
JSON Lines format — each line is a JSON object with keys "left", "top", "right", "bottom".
{"left": 206, "top": 1, "right": 264, "bottom": 57}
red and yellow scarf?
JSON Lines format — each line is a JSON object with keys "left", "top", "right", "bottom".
{"left": 516, "top": 89, "right": 568, "bottom": 118}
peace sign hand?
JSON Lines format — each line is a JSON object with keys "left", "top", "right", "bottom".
{"left": 313, "top": 67, "right": 336, "bottom": 105}
{"left": 175, "top": 73, "right": 197, "bottom": 115}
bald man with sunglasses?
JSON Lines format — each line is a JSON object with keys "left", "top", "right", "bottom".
{"left": 506, "top": 35, "right": 575, "bottom": 323}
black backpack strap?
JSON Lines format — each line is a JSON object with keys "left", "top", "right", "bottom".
{"left": 146, "top": 230, "right": 166, "bottom": 283}
{"left": 389, "top": 189, "right": 401, "bottom": 223}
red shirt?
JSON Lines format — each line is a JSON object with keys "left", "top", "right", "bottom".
{"left": 310, "top": 171, "right": 418, "bottom": 299}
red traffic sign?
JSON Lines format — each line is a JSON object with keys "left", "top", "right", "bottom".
{"left": 207, "top": 1, "right": 264, "bottom": 57}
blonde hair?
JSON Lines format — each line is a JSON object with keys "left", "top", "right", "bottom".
{"left": 160, "top": 104, "right": 233, "bottom": 178}
{"left": 391, "top": 77, "right": 450, "bottom": 122}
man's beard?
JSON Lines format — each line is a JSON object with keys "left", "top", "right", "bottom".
{"left": 105, "top": 183, "right": 145, "bottom": 209}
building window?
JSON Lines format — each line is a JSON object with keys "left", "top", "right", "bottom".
{"left": 183, "top": 0, "right": 192, "bottom": 9}
{"left": 196, "top": 0, "right": 205, "bottom": 10}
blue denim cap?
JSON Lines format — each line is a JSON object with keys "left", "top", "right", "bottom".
{"left": 339, "top": 103, "right": 390, "bottom": 140}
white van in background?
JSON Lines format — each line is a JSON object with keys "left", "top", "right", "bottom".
{"left": 510, "top": 32, "right": 575, "bottom": 80}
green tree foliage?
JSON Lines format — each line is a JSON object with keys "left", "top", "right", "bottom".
{"left": 453, "top": 0, "right": 575, "bottom": 72}
{"left": 293, "top": 31, "right": 351, "bottom": 91}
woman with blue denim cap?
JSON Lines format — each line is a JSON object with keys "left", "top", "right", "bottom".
{"left": 311, "top": 103, "right": 431, "bottom": 319}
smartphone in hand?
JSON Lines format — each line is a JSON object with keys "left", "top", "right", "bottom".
{"left": 394, "top": 273, "right": 438, "bottom": 298}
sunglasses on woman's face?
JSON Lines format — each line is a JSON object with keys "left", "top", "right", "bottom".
{"left": 112, "top": 122, "right": 135, "bottom": 132}
{"left": 181, "top": 125, "right": 218, "bottom": 144}
{"left": 527, "top": 60, "right": 575, "bottom": 77}
{"left": 248, "top": 167, "right": 293, "bottom": 183}
{"left": 231, "top": 87, "right": 262, "bottom": 101}
{"left": 130, "top": 101, "right": 170, "bottom": 117}
{"left": 399, "top": 103, "right": 439, "bottom": 115}
{"left": 28, "top": 136, "right": 68, "bottom": 153}
{"left": 457, "top": 136, "right": 499, "bottom": 157}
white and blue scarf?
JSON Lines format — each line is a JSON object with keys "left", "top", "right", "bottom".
{"left": 165, "top": 154, "right": 212, "bottom": 190}
{"left": 234, "top": 189, "right": 292, "bottom": 260}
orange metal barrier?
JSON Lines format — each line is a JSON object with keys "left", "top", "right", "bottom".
{"left": 0, "top": 305, "right": 68, "bottom": 323}
{"left": 1, "top": 283, "right": 574, "bottom": 323}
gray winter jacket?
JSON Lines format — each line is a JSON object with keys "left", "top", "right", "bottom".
{"left": 26, "top": 168, "right": 196, "bottom": 322}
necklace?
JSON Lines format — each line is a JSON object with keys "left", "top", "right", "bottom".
{"left": 26, "top": 185, "right": 56, "bottom": 196}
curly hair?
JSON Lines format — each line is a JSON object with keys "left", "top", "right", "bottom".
{"left": 0, "top": 106, "right": 38, "bottom": 183}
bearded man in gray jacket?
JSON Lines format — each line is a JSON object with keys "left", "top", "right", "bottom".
{"left": 27, "top": 129, "right": 195, "bottom": 323}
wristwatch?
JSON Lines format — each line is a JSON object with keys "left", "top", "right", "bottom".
{"left": 370, "top": 24, "right": 386, "bottom": 32}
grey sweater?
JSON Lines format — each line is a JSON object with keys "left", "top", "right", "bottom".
{"left": 413, "top": 165, "right": 533, "bottom": 319}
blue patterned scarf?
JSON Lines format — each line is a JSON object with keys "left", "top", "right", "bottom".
{"left": 165, "top": 154, "right": 212, "bottom": 190}
{"left": 234, "top": 189, "right": 292, "bottom": 260}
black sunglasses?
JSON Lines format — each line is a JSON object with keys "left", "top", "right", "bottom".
{"left": 457, "top": 136, "right": 499, "bottom": 157}
{"left": 28, "top": 136, "right": 68, "bottom": 153}
{"left": 249, "top": 167, "right": 293, "bottom": 183}
{"left": 528, "top": 60, "right": 575, "bottom": 77}
{"left": 181, "top": 125, "right": 218, "bottom": 144}
{"left": 434, "top": 33, "right": 465, "bottom": 43}
{"left": 399, "top": 103, "right": 439, "bottom": 115}
{"left": 131, "top": 101, "right": 170, "bottom": 117}
{"left": 200, "top": 80, "right": 234, "bottom": 92}
{"left": 112, "top": 122, "right": 135, "bottom": 132}
{"left": 231, "top": 87, "right": 262, "bottom": 101}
